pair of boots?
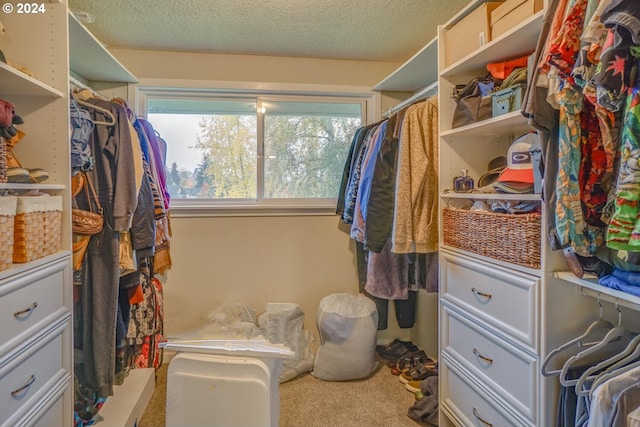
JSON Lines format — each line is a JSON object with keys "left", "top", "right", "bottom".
{"left": 4, "top": 130, "right": 48, "bottom": 183}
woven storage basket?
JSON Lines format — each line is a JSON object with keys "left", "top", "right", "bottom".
{"left": 13, "top": 196, "right": 62, "bottom": 263}
{"left": 0, "top": 196, "right": 17, "bottom": 271}
{"left": 443, "top": 206, "right": 541, "bottom": 269}
{"left": 0, "top": 137, "right": 7, "bottom": 184}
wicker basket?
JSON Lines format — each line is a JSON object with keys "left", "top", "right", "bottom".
{"left": 0, "top": 137, "right": 7, "bottom": 184}
{"left": 442, "top": 206, "right": 541, "bottom": 269}
{"left": 0, "top": 196, "right": 17, "bottom": 271}
{"left": 13, "top": 196, "right": 62, "bottom": 263}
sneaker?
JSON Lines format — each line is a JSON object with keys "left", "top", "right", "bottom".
{"left": 26, "top": 168, "right": 48, "bottom": 183}
{"left": 7, "top": 167, "right": 31, "bottom": 183}
{"left": 406, "top": 380, "right": 422, "bottom": 393}
{"left": 375, "top": 339, "right": 418, "bottom": 362}
{"left": 399, "top": 361, "right": 438, "bottom": 384}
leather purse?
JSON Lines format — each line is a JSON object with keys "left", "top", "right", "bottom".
{"left": 72, "top": 172, "right": 103, "bottom": 235}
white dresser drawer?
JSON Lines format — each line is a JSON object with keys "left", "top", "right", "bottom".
{"left": 441, "top": 355, "right": 531, "bottom": 427}
{"left": 0, "top": 314, "right": 68, "bottom": 426}
{"left": 32, "top": 394, "right": 63, "bottom": 427}
{"left": 441, "top": 303, "right": 537, "bottom": 423}
{"left": 3, "top": 369, "right": 71, "bottom": 427}
{"left": 0, "top": 260, "right": 66, "bottom": 348}
{"left": 440, "top": 250, "right": 538, "bottom": 348}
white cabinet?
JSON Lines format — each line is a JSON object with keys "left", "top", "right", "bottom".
{"left": 0, "top": 1, "right": 73, "bottom": 425}
{"left": 0, "top": 255, "right": 72, "bottom": 427}
{"left": 436, "top": 2, "right": 597, "bottom": 426}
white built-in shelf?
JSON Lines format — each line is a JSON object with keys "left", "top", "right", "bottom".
{"left": 555, "top": 271, "right": 640, "bottom": 311}
{"left": 441, "top": 11, "right": 544, "bottom": 79}
{"left": 441, "top": 192, "right": 540, "bottom": 201}
{"left": 0, "top": 251, "right": 70, "bottom": 282}
{"left": 0, "top": 62, "right": 63, "bottom": 98}
{"left": 0, "top": 183, "right": 65, "bottom": 191}
{"left": 373, "top": 36, "right": 438, "bottom": 92}
{"left": 440, "top": 110, "right": 534, "bottom": 138}
{"left": 68, "top": 10, "right": 138, "bottom": 83}
{"left": 98, "top": 368, "right": 155, "bottom": 427}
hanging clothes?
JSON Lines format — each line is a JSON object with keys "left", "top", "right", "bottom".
{"left": 70, "top": 91, "right": 172, "bottom": 426}
{"left": 350, "top": 120, "right": 388, "bottom": 243}
{"left": 392, "top": 96, "right": 439, "bottom": 254}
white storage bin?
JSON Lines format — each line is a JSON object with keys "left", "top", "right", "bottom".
{"left": 161, "top": 339, "right": 293, "bottom": 427}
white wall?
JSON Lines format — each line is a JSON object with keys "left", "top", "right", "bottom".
{"left": 110, "top": 49, "right": 422, "bottom": 348}
{"left": 164, "top": 215, "right": 358, "bottom": 342}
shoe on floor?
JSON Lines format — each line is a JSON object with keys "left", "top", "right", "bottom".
{"left": 399, "top": 361, "right": 438, "bottom": 384}
{"left": 406, "top": 380, "right": 422, "bottom": 393}
{"left": 376, "top": 339, "right": 418, "bottom": 362}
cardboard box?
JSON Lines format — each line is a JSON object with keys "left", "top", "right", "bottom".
{"left": 491, "top": 0, "right": 544, "bottom": 40}
{"left": 445, "top": 2, "right": 504, "bottom": 68}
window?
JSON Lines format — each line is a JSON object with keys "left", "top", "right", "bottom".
{"left": 144, "top": 92, "right": 365, "bottom": 213}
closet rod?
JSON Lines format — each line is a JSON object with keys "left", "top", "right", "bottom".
{"left": 579, "top": 286, "right": 640, "bottom": 313}
{"left": 69, "top": 75, "right": 94, "bottom": 93}
{"left": 383, "top": 81, "right": 438, "bottom": 118}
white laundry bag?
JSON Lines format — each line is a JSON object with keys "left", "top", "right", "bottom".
{"left": 312, "top": 293, "right": 378, "bottom": 381}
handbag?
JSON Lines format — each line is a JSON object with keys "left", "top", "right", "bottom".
{"left": 72, "top": 172, "right": 104, "bottom": 235}
{"left": 452, "top": 76, "right": 495, "bottom": 128}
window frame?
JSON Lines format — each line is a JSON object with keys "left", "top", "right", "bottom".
{"left": 138, "top": 86, "right": 371, "bottom": 217}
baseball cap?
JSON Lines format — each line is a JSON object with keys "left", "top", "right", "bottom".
{"left": 498, "top": 132, "right": 537, "bottom": 185}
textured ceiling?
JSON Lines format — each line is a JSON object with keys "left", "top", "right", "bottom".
{"left": 68, "top": 0, "right": 470, "bottom": 62}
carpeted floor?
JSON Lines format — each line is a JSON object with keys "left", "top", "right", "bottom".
{"left": 139, "top": 361, "right": 429, "bottom": 427}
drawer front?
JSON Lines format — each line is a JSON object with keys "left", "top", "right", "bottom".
{"left": 0, "top": 260, "right": 67, "bottom": 346}
{"left": 442, "top": 303, "right": 537, "bottom": 422}
{"left": 4, "top": 369, "right": 71, "bottom": 427}
{"left": 0, "top": 320, "right": 66, "bottom": 426}
{"left": 440, "top": 250, "right": 538, "bottom": 348}
{"left": 441, "top": 356, "right": 531, "bottom": 427}
{"left": 32, "top": 395, "right": 64, "bottom": 427}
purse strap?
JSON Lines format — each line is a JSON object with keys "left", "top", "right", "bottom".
{"left": 83, "top": 172, "right": 103, "bottom": 216}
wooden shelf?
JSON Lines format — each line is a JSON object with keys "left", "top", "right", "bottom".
{"left": 98, "top": 368, "right": 155, "bottom": 427}
{"left": 0, "top": 251, "right": 71, "bottom": 282}
{"left": 556, "top": 271, "right": 640, "bottom": 311}
{"left": 0, "top": 183, "right": 65, "bottom": 191}
{"left": 441, "top": 192, "right": 540, "bottom": 201}
{"left": 373, "top": 37, "right": 438, "bottom": 92}
{"left": 0, "top": 62, "right": 63, "bottom": 98}
{"left": 68, "top": 10, "right": 138, "bottom": 83}
{"left": 441, "top": 11, "right": 544, "bottom": 79}
{"left": 440, "top": 110, "right": 534, "bottom": 139}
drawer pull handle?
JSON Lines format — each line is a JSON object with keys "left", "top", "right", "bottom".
{"left": 472, "top": 408, "right": 493, "bottom": 427}
{"left": 11, "top": 374, "right": 36, "bottom": 397}
{"left": 13, "top": 301, "right": 38, "bottom": 319}
{"left": 473, "top": 348, "right": 494, "bottom": 364}
{"left": 471, "top": 288, "right": 492, "bottom": 300}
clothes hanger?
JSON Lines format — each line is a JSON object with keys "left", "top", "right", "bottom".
{"left": 588, "top": 351, "right": 640, "bottom": 399}
{"left": 71, "top": 91, "right": 116, "bottom": 126}
{"left": 541, "top": 294, "right": 613, "bottom": 377}
{"left": 574, "top": 329, "right": 640, "bottom": 396}
{"left": 586, "top": 320, "right": 640, "bottom": 398}
{"left": 558, "top": 301, "right": 635, "bottom": 387}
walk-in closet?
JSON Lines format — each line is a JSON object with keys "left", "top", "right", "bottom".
{"left": 1, "top": 0, "right": 640, "bottom": 426}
